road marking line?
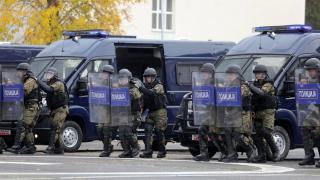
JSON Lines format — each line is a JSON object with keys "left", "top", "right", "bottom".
{"left": 0, "top": 161, "right": 60, "bottom": 165}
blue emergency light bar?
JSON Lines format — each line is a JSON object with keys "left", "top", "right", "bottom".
{"left": 254, "top": 25, "right": 312, "bottom": 33}
{"left": 62, "top": 30, "right": 109, "bottom": 38}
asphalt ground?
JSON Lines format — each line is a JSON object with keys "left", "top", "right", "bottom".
{"left": 0, "top": 141, "right": 319, "bottom": 180}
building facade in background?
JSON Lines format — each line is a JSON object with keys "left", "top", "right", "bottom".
{"left": 121, "top": 0, "right": 306, "bottom": 42}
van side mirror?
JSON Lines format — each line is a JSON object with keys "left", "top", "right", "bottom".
{"left": 76, "top": 78, "right": 88, "bottom": 96}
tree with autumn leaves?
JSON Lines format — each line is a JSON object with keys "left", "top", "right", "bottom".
{"left": 0, "top": 0, "right": 141, "bottom": 44}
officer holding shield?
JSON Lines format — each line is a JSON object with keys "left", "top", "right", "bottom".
{"left": 297, "top": 58, "right": 320, "bottom": 168}
{"left": 117, "top": 69, "right": 142, "bottom": 158}
{"left": 93, "top": 65, "right": 115, "bottom": 157}
{"left": 7, "top": 63, "right": 39, "bottom": 154}
{"left": 193, "top": 63, "right": 226, "bottom": 161}
{"left": 221, "top": 65, "right": 256, "bottom": 163}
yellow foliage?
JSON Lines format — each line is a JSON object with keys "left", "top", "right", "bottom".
{"left": 0, "top": 0, "right": 142, "bottom": 44}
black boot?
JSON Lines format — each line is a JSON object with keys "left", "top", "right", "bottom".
{"left": 253, "top": 139, "right": 267, "bottom": 163}
{"left": 119, "top": 140, "right": 132, "bottom": 158}
{"left": 44, "top": 130, "right": 56, "bottom": 154}
{"left": 299, "top": 128, "right": 315, "bottom": 166}
{"left": 54, "top": 138, "right": 64, "bottom": 155}
{"left": 299, "top": 150, "right": 315, "bottom": 166}
{"left": 140, "top": 124, "right": 153, "bottom": 158}
{"left": 264, "top": 129, "right": 280, "bottom": 162}
{"left": 156, "top": 129, "right": 166, "bottom": 158}
{"left": 245, "top": 144, "right": 257, "bottom": 163}
{"left": 7, "top": 127, "right": 22, "bottom": 154}
{"left": 223, "top": 130, "right": 238, "bottom": 163}
{"left": 99, "top": 127, "right": 113, "bottom": 157}
{"left": 129, "top": 135, "right": 140, "bottom": 158}
{"left": 213, "top": 134, "right": 227, "bottom": 162}
{"left": 193, "top": 152, "right": 209, "bottom": 161}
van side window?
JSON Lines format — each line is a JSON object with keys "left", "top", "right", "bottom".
{"left": 80, "top": 60, "right": 110, "bottom": 78}
{"left": 176, "top": 63, "right": 202, "bottom": 85}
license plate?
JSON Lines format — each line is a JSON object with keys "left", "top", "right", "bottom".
{"left": 0, "top": 129, "right": 11, "bottom": 136}
{"left": 191, "top": 134, "right": 199, "bottom": 141}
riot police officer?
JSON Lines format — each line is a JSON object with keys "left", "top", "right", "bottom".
{"left": 193, "top": 63, "right": 224, "bottom": 161}
{"left": 95, "top": 65, "right": 115, "bottom": 157}
{"left": 117, "top": 69, "right": 142, "bottom": 158}
{"left": 38, "top": 67, "right": 68, "bottom": 154}
{"left": 7, "top": 63, "right": 40, "bottom": 154}
{"left": 222, "top": 65, "right": 256, "bottom": 162}
{"left": 298, "top": 58, "right": 320, "bottom": 168}
{"left": 248, "top": 64, "right": 279, "bottom": 163}
{"left": 139, "top": 68, "right": 168, "bottom": 158}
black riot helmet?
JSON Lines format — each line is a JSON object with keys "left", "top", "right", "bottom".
{"left": 225, "top": 65, "right": 241, "bottom": 74}
{"left": 119, "top": 68, "right": 133, "bottom": 79}
{"left": 100, "top": 65, "right": 115, "bottom": 74}
{"left": 200, "top": 63, "right": 215, "bottom": 74}
{"left": 304, "top": 58, "right": 320, "bottom": 70}
{"left": 253, "top": 64, "right": 268, "bottom": 73}
{"left": 16, "top": 63, "right": 31, "bottom": 72}
{"left": 143, "top": 67, "right": 157, "bottom": 77}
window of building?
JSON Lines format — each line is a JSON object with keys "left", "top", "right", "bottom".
{"left": 152, "top": 0, "right": 173, "bottom": 31}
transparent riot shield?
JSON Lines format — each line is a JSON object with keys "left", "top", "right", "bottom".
{"left": 215, "top": 72, "right": 242, "bottom": 128}
{"left": 192, "top": 71, "right": 215, "bottom": 126}
{"left": 88, "top": 72, "right": 111, "bottom": 124}
{"left": 110, "top": 74, "right": 131, "bottom": 127}
{"left": 295, "top": 68, "right": 320, "bottom": 127}
{"left": 1, "top": 71, "right": 24, "bottom": 121}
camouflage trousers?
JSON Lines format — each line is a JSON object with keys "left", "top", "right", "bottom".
{"left": 118, "top": 112, "right": 141, "bottom": 152}
{"left": 143, "top": 108, "right": 168, "bottom": 154}
{"left": 51, "top": 106, "right": 68, "bottom": 146}
{"left": 18, "top": 103, "right": 39, "bottom": 145}
{"left": 199, "top": 125, "right": 226, "bottom": 156}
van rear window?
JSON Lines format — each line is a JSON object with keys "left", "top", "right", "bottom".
{"left": 0, "top": 48, "right": 40, "bottom": 61}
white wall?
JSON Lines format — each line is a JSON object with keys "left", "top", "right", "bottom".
{"left": 122, "top": 0, "right": 305, "bottom": 42}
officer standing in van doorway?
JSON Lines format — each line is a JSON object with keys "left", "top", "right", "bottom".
{"left": 222, "top": 65, "right": 256, "bottom": 163}
{"left": 298, "top": 58, "right": 320, "bottom": 168}
{"left": 96, "top": 65, "right": 115, "bottom": 157}
{"left": 138, "top": 68, "right": 168, "bottom": 158}
{"left": 7, "top": 63, "right": 40, "bottom": 154}
{"left": 38, "top": 67, "right": 69, "bottom": 154}
{"left": 117, "top": 69, "right": 142, "bottom": 158}
{"left": 248, "top": 64, "right": 279, "bottom": 163}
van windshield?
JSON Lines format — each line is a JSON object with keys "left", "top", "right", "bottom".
{"left": 215, "top": 55, "right": 290, "bottom": 81}
{"left": 30, "top": 57, "right": 83, "bottom": 80}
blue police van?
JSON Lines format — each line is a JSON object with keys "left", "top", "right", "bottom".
{"left": 0, "top": 44, "right": 45, "bottom": 144}
{"left": 0, "top": 44, "right": 45, "bottom": 70}
{"left": 174, "top": 25, "right": 320, "bottom": 160}
{"left": 28, "top": 30, "right": 235, "bottom": 152}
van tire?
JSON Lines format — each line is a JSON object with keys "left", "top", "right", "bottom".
{"left": 62, "top": 121, "right": 83, "bottom": 152}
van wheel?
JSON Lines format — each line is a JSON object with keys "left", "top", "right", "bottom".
{"left": 62, "top": 121, "right": 83, "bottom": 152}
{"left": 266, "top": 126, "right": 290, "bottom": 161}
{"left": 188, "top": 146, "right": 216, "bottom": 158}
